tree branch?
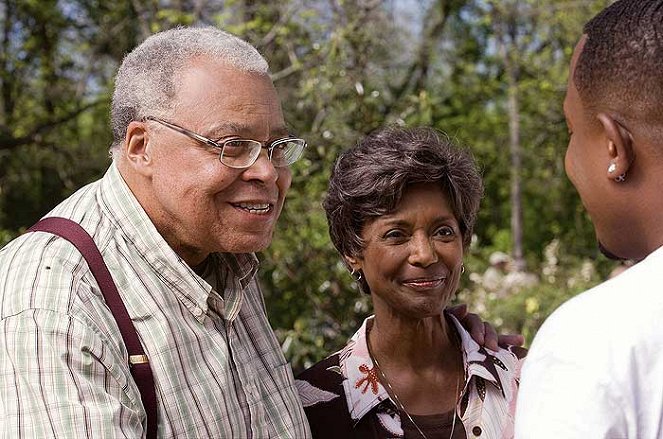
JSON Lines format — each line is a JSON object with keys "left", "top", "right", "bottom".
{"left": 258, "top": 4, "right": 297, "bottom": 49}
{"left": 130, "top": 0, "right": 153, "bottom": 40}
{"left": 384, "top": 0, "right": 464, "bottom": 119}
{"left": 0, "top": 100, "right": 106, "bottom": 151}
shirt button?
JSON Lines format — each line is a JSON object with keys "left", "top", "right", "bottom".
{"left": 472, "top": 426, "right": 482, "bottom": 436}
{"left": 247, "top": 384, "right": 257, "bottom": 398}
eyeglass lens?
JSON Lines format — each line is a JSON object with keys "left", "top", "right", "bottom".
{"left": 220, "top": 139, "right": 305, "bottom": 168}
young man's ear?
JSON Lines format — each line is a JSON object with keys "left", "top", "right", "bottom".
{"left": 597, "top": 113, "right": 635, "bottom": 180}
{"left": 123, "top": 120, "right": 154, "bottom": 176}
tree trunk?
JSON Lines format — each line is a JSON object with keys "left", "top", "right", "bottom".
{"left": 1, "top": 0, "right": 15, "bottom": 125}
{"left": 495, "top": 2, "right": 525, "bottom": 271}
{"left": 506, "top": 61, "right": 525, "bottom": 271}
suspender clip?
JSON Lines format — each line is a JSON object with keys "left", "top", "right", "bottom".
{"left": 129, "top": 354, "right": 149, "bottom": 365}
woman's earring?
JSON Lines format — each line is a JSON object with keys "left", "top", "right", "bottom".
{"left": 461, "top": 264, "right": 465, "bottom": 274}
{"left": 608, "top": 162, "right": 617, "bottom": 174}
{"left": 350, "top": 269, "right": 363, "bottom": 281}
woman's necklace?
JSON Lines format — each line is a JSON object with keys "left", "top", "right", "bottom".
{"left": 367, "top": 330, "right": 463, "bottom": 439}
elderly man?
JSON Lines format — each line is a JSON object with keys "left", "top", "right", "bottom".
{"left": 0, "top": 27, "right": 309, "bottom": 438}
{"left": 0, "top": 27, "right": 503, "bottom": 438}
{"left": 516, "top": 0, "right": 663, "bottom": 436}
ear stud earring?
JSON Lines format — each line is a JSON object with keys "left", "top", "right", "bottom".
{"left": 608, "top": 162, "right": 626, "bottom": 182}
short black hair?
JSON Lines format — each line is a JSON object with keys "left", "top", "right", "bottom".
{"left": 575, "top": 0, "right": 663, "bottom": 132}
{"left": 324, "top": 126, "right": 483, "bottom": 273}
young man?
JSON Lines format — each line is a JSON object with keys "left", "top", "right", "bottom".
{"left": 0, "top": 27, "right": 310, "bottom": 437}
{"left": 516, "top": 1, "right": 663, "bottom": 436}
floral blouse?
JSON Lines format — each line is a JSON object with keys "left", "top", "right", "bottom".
{"left": 296, "top": 314, "right": 526, "bottom": 438}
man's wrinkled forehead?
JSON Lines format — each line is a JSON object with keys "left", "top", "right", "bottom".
{"left": 174, "top": 58, "right": 288, "bottom": 139}
{"left": 205, "top": 120, "right": 290, "bottom": 140}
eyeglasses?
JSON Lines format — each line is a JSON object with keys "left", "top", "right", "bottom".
{"left": 144, "top": 116, "right": 306, "bottom": 169}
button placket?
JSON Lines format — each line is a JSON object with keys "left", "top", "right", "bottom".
{"left": 227, "top": 320, "right": 269, "bottom": 437}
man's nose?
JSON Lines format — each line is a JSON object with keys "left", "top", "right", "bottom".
{"left": 242, "top": 148, "right": 279, "bottom": 184}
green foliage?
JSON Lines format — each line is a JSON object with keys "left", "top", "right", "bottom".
{"left": 0, "top": 0, "right": 619, "bottom": 372}
{"left": 458, "top": 239, "right": 609, "bottom": 345}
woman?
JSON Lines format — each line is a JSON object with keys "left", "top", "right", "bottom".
{"left": 296, "top": 127, "right": 525, "bottom": 438}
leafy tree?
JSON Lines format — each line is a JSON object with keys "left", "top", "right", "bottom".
{"left": 0, "top": 0, "right": 619, "bottom": 372}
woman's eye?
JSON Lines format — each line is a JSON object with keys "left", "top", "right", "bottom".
{"left": 435, "top": 226, "right": 455, "bottom": 237}
{"left": 383, "top": 229, "right": 405, "bottom": 239}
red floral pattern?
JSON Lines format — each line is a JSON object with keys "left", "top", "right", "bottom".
{"left": 355, "top": 364, "right": 380, "bottom": 395}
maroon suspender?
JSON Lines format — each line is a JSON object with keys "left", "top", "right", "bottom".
{"left": 29, "top": 217, "right": 158, "bottom": 439}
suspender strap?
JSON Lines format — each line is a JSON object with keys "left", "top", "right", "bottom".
{"left": 29, "top": 217, "right": 158, "bottom": 439}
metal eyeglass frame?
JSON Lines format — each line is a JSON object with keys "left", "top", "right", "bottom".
{"left": 143, "top": 116, "right": 306, "bottom": 169}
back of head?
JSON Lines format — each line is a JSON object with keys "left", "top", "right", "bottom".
{"left": 489, "top": 251, "right": 510, "bottom": 266}
{"left": 324, "top": 126, "right": 483, "bottom": 263}
{"left": 575, "top": 0, "right": 663, "bottom": 137}
{"left": 110, "top": 26, "right": 269, "bottom": 156}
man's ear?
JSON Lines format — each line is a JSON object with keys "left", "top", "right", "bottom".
{"left": 597, "top": 113, "right": 635, "bottom": 180}
{"left": 124, "top": 120, "right": 154, "bottom": 177}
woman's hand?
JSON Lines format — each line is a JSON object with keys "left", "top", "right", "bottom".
{"left": 447, "top": 304, "right": 525, "bottom": 351}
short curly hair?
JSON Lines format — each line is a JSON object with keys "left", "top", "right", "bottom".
{"left": 575, "top": 0, "right": 663, "bottom": 135}
{"left": 323, "top": 126, "right": 483, "bottom": 283}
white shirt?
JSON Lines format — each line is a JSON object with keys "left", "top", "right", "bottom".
{"left": 515, "top": 245, "right": 663, "bottom": 438}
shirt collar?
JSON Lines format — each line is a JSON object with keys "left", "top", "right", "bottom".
{"left": 339, "top": 316, "right": 390, "bottom": 423}
{"left": 449, "top": 314, "right": 506, "bottom": 397}
{"left": 339, "top": 313, "right": 506, "bottom": 424}
{"left": 206, "top": 252, "right": 259, "bottom": 321}
{"left": 97, "top": 164, "right": 259, "bottom": 323}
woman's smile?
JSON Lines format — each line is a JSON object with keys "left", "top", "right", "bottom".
{"left": 400, "top": 276, "right": 447, "bottom": 291}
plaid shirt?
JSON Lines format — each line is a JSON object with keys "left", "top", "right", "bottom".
{"left": 0, "top": 164, "right": 310, "bottom": 438}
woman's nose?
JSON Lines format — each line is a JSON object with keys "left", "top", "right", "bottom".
{"left": 408, "top": 235, "right": 438, "bottom": 267}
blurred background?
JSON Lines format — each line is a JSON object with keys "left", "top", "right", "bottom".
{"left": 0, "top": 0, "right": 619, "bottom": 373}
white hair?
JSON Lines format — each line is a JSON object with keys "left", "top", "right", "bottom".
{"left": 110, "top": 26, "right": 269, "bottom": 158}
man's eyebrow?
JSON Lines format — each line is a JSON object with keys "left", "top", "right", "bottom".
{"left": 205, "top": 122, "right": 291, "bottom": 139}
{"left": 205, "top": 122, "right": 247, "bottom": 138}
{"left": 273, "top": 126, "right": 292, "bottom": 138}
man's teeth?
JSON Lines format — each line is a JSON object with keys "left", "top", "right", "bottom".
{"left": 236, "top": 203, "right": 271, "bottom": 213}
